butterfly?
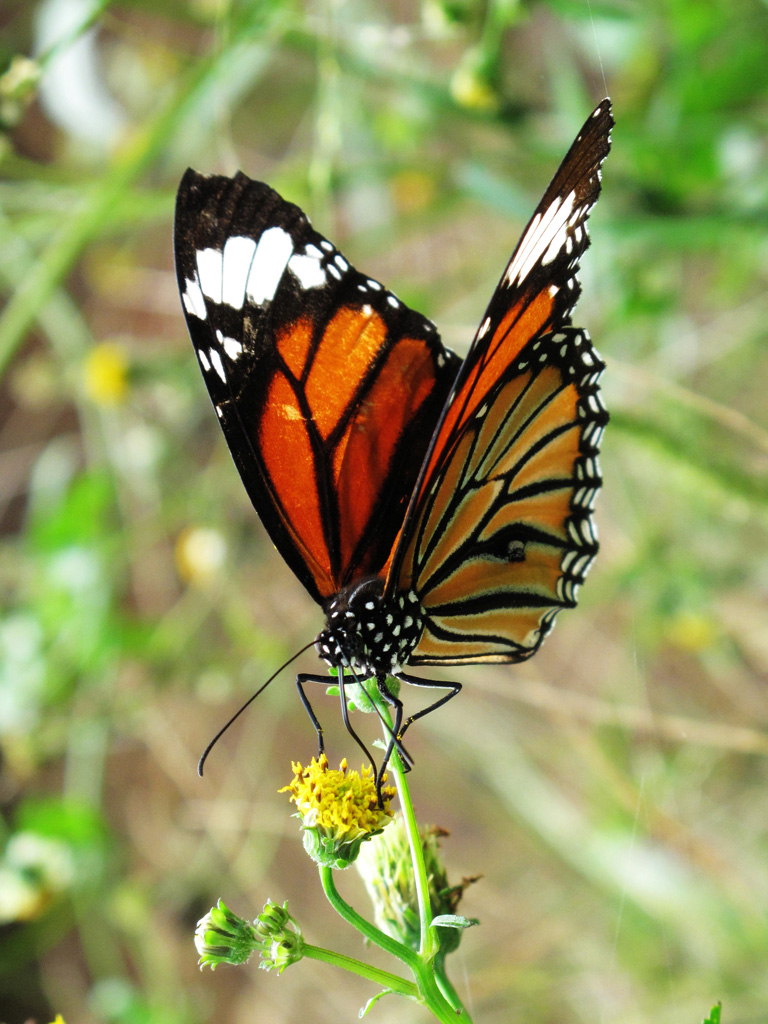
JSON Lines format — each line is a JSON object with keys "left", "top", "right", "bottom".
{"left": 174, "top": 98, "right": 612, "bottom": 783}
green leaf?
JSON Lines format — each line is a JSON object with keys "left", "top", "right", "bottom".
{"left": 359, "top": 989, "right": 396, "bottom": 1018}
{"left": 430, "top": 914, "right": 479, "bottom": 930}
{"left": 702, "top": 1003, "right": 722, "bottom": 1024}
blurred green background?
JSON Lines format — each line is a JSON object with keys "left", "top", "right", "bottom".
{"left": 1, "top": 0, "right": 767, "bottom": 1021}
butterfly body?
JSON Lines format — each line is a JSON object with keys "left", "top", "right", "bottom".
{"left": 175, "top": 99, "right": 613, "bottom": 772}
{"left": 316, "top": 578, "right": 424, "bottom": 678}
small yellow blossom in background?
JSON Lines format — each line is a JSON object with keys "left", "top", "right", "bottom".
{"left": 0, "top": 55, "right": 41, "bottom": 126}
{"left": 175, "top": 526, "right": 227, "bottom": 587}
{"left": 391, "top": 169, "right": 436, "bottom": 215}
{"left": 48, "top": 1016, "right": 66, "bottom": 1024}
{"left": 0, "top": 833, "right": 76, "bottom": 924}
{"left": 83, "top": 342, "right": 128, "bottom": 406}
{"left": 665, "top": 610, "right": 718, "bottom": 652}
{"left": 450, "top": 47, "right": 498, "bottom": 112}
{"left": 280, "top": 756, "right": 395, "bottom": 869}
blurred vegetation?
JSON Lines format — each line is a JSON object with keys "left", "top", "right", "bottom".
{"left": 1, "top": 0, "right": 768, "bottom": 1021}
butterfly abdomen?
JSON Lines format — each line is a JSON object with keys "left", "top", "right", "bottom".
{"left": 315, "top": 578, "right": 425, "bottom": 678}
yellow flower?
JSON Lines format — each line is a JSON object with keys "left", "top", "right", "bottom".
{"left": 175, "top": 526, "right": 227, "bottom": 587}
{"left": 391, "top": 169, "right": 436, "bottom": 214}
{"left": 280, "top": 756, "right": 395, "bottom": 868}
{"left": 83, "top": 343, "right": 128, "bottom": 406}
{"left": 665, "top": 610, "right": 717, "bottom": 652}
{"left": 449, "top": 48, "right": 499, "bottom": 112}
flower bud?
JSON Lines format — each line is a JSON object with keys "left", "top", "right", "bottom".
{"left": 195, "top": 899, "right": 259, "bottom": 969}
{"left": 356, "top": 818, "right": 478, "bottom": 955}
{"left": 195, "top": 898, "right": 304, "bottom": 973}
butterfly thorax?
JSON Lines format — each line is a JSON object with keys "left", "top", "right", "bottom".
{"left": 315, "top": 578, "right": 424, "bottom": 678}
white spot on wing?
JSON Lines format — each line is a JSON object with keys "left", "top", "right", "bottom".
{"left": 478, "top": 316, "right": 491, "bottom": 339}
{"left": 197, "top": 348, "right": 210, "bottom": 371}
{"left": 210, "top": 348, "right": 226, "bottom": 383}
{"left": 218, "top": 332, "right": 243, "bottom": 360}
{"left": 197, "top": 248, "right": 223, "bottom": 303}
{"left": 183, "top": 276, "right": 207, "bottom": 320}
{"left": 245, "top": 227, "right": 294, "bottom": 305}
{"left": 222, "top": 236, "right": 257, "bottom": 308}
{"left": 288, "top": 252, "right": 327, "bottom": 289}
{"left": 504, "top": 190, "right": 577, "bottom": 287}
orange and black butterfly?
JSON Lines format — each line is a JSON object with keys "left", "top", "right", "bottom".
{"left": 174, "top": 99, "right": 612, "bottom": 783}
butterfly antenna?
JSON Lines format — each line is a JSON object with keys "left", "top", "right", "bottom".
{"left": 198, "top": 640, "right": 316, "bottom": 776}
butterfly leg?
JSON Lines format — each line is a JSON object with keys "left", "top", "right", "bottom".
{"left": 396, "top": 672, "right": 462, "bottom": 738}
{"left": 296, "top": 672, "right": 332, "bottom": 759}
{"left": 337, "top": 672, "right": 383, "bottom": 794}
{"left": 296, "top": 670, "right": 384, "bottom": 776}
{"left": 374, "top": 676, "right": 415, "bottom": 769}
{"left": 370, "top": 675, "right": 418, "bottom": 804}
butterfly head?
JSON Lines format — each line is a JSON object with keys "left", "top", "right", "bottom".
{"left": 315, "top": 578, "right": 425, "bottom": 679}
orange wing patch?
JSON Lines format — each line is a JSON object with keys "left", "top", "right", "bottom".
{"left": 307, "top": 306, "right": 388, "bottom": 440}
{"left": 260, "top": 368, "right": 332, "bottom": 594}
{"left": 419, "top": 287, "right": 556, "bottom": 496}
{"left": 334, "top": 336, "right": 446, "bottom": 575}
{"left": 259, "top": 307, "right": 456, "bottom": 598}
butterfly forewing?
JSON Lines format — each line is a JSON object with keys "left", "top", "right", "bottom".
{"left": 390, "top": 100, "right": 613, "bottom": 663}
{"left": 394, "top": 99, "right": 613, "bottom": 542}
{"left": 175, "top": 170, "right": 460, "bottom": 604}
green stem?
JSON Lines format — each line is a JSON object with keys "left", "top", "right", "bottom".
{"left": 319, "top": 866, "right": 420, "bottom": 972}
{"left": 316, "top": 678, "right": 474, "bottom": 1022}
{"left": 433, "top": 952, "right": 464, "bottom": 1013}
{"left": 303, "top": 944, "right": 418, "bottom": 999}
{"left": 369, "top": 679, "right": 438, "bottom": 961}
{"left": 319, "top": 863, "right": 473, "bottom": 1022}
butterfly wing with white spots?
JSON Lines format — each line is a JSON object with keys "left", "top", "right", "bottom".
{"left": 174, "top": 170, "right": 461, "bottom": 604}
{"left": 388, "top": 99, "right": 613, "bottom": 664}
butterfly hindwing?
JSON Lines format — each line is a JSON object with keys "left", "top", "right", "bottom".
{"left": 404, "top": 325, "right": 607, "bottom": 664}
{"left": 174, "top": 170, "right": 460, "bottom": 604}
{"left": 391, "top": 100, "right": 613, "bottom": 663}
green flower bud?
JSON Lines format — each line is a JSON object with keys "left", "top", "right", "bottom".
{"left": 195, "top": 899, "right": 304, "bottom": 973}
{"left": 195, "top": 900, "right": 259, "bottom": 969}
{"left": 356, "top": 818, "right": 479, "bottom": 955}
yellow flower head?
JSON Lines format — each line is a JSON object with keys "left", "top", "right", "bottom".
{"left": 83, "top": 343, "right": 128, "bottom": 406}
{"left": 449, "top": 47, "right": 499, "bottom": 112}
{"left": 175, "top": 525, "right": 227, "bottom": 587}
{"left": 280, "top": 756, "right": 395, "bottom": 869}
